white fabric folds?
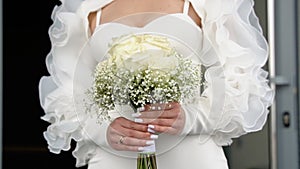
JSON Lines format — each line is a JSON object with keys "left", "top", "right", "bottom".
{"left": 39, "top": 0, "right": 274, "bottom": 167}
{"left": 182, "top": 0, "right": 274, "bottom": 145}
{"left": 39, "top": 0, "right": 99, "bottom": 167}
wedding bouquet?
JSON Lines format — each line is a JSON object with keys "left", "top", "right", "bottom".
{"left": 86, "top": 33, "right": 202, "bottom": 169}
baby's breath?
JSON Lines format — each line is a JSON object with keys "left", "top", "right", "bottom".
{"left": 85, "top": 34, "right": 204, "bottom": 123}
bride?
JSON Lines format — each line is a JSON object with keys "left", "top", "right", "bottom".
{"left": 39, "top": 0, "right": 274, "bottom": 168}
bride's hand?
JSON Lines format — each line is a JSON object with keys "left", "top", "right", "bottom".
{"left": 135, "top": 102, "right": 185, "bottom": 135}
{"left": 107, "top": 117, "right": 158, "bottom": 151}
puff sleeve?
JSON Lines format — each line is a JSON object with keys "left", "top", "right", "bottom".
{"left": 39, "top": 0, "right": 115, "bottom": 167}
{"left": 182, "top": 0, "right": 274, "bottom": 146}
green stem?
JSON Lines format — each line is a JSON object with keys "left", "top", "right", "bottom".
{"left": 137, "top": 153, "right": 157, "bottom": 169}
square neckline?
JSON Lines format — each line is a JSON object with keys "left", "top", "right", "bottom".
{"left": 93, "top": 12, "right": 202, "bottom": 34}
{"left": 90, "top": 0, "right": 202, "bottom": 36}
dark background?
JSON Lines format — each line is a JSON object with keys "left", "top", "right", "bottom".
{"left": 3, "top": 0, "right": 87, "bottom": 168}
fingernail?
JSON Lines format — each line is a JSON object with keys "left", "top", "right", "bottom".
{"left": 148, "top": 125, "right": 155, "bottom": 129}
{"left": 151, "top": 106, "right": 156, "bottom": 110}
{"left": 134, "top": 118, "right": 143, "bottom": 123}
{"left": 150, "top": 134, "right": 159, "bottom": 139}
{"left": 138, "top": 147, "right": 145, "bottom": 151}
{"left": 137, "top": 107, "right": 145, "bottom": 112}
{"left": 147, "top": 128, "right": 155, "bottom": 133}
{"left": 132, "top": 113, "right": 141, "bottom": 117}
{"left": 146, "top": 140, "right": 155, "bottom": 145}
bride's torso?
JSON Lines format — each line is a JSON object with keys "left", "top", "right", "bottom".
{"left": 83, "top": 1, "right": 228, "bottom": 169}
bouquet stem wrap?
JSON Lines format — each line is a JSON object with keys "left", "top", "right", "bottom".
{"left": 137, "top": 139, "right": 157, "bottom": 169}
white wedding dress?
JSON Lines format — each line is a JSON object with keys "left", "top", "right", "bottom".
{"left": 39, "top": 0, "right": 274, "bottom": 169}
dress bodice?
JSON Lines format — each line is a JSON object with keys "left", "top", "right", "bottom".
{"left": 86, "top": 0, "right": 205, "bottom": 65}
{"left": 87, "top": 13, "right": 204, "bottom": 64}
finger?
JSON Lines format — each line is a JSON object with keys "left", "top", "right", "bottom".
{"left": 121, "top": 119, "right": 149, "bottom": 132}
{"left": 141, "top": 118, "right": 176, "bottom": 126}
{"left": 139, "top": 108, "right": 181, "bottom": 119}
{"left": 109, "top": 127, "right": 150, "bottom": 139}
{"left": 111, "top": 143, "right": 145, "bottom": 152}
{"left": 140, "top": 103, "right": 181, "bottom": 119}
{"left": 150, "top": 125, "right": 179, "bottom": 135}
{"left": 143, "top": 102, "right": 180, "bottom": 111}
{"left": 109, "top": 117, "right": 149, "bottom": 134}
{"left": 110, "top": 135, "right": 155, "bottom": 146}
{"left": 108, "top": 135, "right": 154, "bottom": 152}
{"left": 141, "top": 111, "right": 184, "bottom": 125}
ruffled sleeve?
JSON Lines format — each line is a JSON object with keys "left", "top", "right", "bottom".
{"left": 183, "top": 0, "right": 274, "bottom": 146}
{"left": 39, "top": 0, "right": 114, "bottom": 167}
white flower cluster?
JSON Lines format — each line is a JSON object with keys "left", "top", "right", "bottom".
{"left": 86, "top": 34, "right": 203, "bottom": 122}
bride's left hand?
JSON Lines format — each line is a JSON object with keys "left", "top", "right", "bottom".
{"left": 134, "top": 102, "right": 185, "bottom": 135}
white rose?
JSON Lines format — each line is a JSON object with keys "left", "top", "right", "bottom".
{"left": 123, "top": 49, "right": 179, "bottom": 72}
{"left": 108, "top": 34, "right": 179, "bottom": 71}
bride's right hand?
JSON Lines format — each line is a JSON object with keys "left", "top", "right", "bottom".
{"left": 107, "top": 117, "right": 158, "bottom": 151}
